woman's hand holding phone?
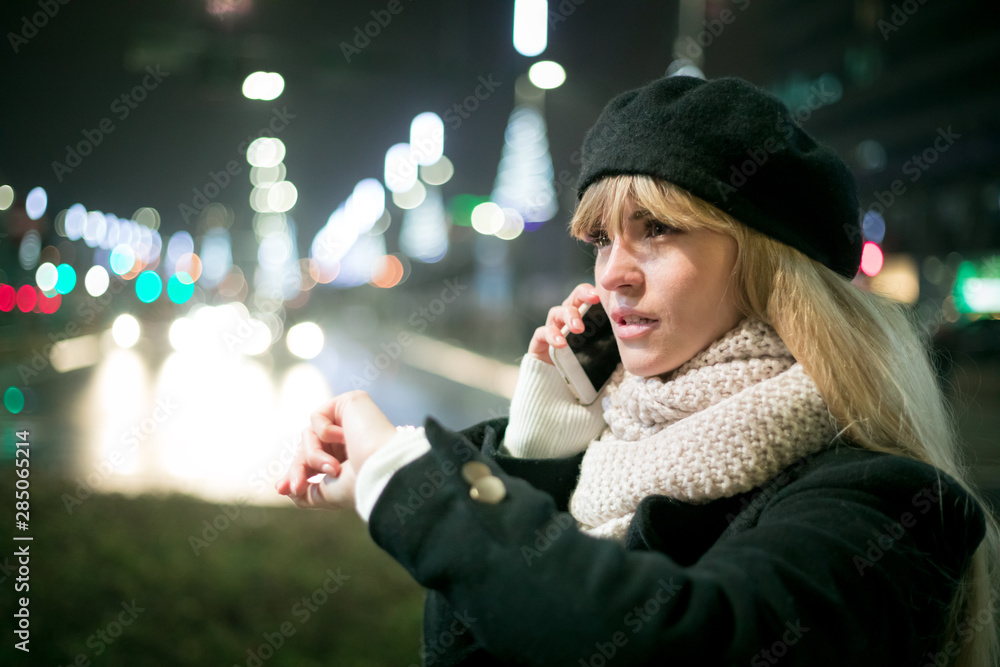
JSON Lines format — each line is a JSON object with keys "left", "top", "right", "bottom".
{"left": 527, "top": 283, "right": 602, "bottom": 365}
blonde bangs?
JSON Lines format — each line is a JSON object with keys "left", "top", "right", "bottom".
{"left": 568, "top": 174, "right": 741, "bottom": 243}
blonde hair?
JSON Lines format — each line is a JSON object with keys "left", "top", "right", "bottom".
{"left": 569, "top": 174, "right": 1000, "bottom": 667}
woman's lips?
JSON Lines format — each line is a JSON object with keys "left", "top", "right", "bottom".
{"left": 614, "top": 318, "right": 658, "bottom": 340}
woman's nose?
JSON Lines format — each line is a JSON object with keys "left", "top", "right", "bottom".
{"left": 597, "top": 239, "right": 643, "bottom": 293}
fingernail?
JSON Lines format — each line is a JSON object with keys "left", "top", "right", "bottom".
{"left": 555, "top": 335, "right": 564, "bottom": 344}
{"left": 322, "top": 464, "right": 336, "bottom": 475}
{"left": 572, "top": 318, "right": 583, "bottom": 329}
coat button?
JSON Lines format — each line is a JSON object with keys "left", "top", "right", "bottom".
{"left": 469, "top": 475, "right": 506, "bottom": 504}
{"left": 461, "top": 461, "right": 491, "bottom": 484}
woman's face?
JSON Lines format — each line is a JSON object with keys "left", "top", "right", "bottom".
{"left": 593, "top": 201, "right": 742, "bottom": 378}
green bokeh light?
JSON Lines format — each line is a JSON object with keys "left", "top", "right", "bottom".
{"left": 167, "top": 272, "right": 195, "bottom": 304}
{"left": 136, "top": 271, "right": 163, "bottom": 303}
{"left": 4, "top": 387, "right": 25, "bottom": 414}
{"left": 56, "top": 263, "right": 77, "bottom": 294}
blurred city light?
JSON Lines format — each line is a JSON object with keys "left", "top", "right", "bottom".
{"left": 528, "top": 61, "right": 566, "bottom": 89}
{"left": 247, "top": 137, "right": 286, "bottom": 167}
{"left": 112, "top": 314, "right": 141, "bottom": 348}
{"left": 0, "top": 185, "right": 13, "bottom": 210}
{"left": 409, "top": 112, "right": 445, "bottom": 166}
{"left": 392, "top": 181, "right": 427, "bottom": 210}
{"left": 55, "top": 263, "right": 77, "bottom": 294}
{"left": 863, "top": 210, "right": 886, "bottom": 244}
{"left": 286, "top": 322, "right": 325, "bottom": 360}
{"left": 110, "top": 244, "right": 137, "bottom": 276}
{"left": 347, "top": 178, "right": 386, "bottom": 233}
{"left": 65, "top": 203, "right": 87, "bottom": 239}
{"left": 513, "top": 0, "right": 547, "bottom": 56}
{"left": 385, "top": 142, "right": 418, "bottom": 193}
{"left": 167, "top": 272, "right": 196, "bottom": 304}
{"left": 136, "top": 271, "right": 163, "bottom": 303}
{"left": 491, "top": 105, "right": 557, "bottom": 227}
{"left": 420, "top": 155, "right": 454, "bottom": 186}
{"left": 860, "top": 241, "right": 884, "bottom": 276}
{"left": 19, "top": 230, "right": 41, "bottom": 270}
{"left": 471, "top": 202, "right": 505, "bottom": 235}
{"left": 85, "top": 265, "right": 110, "bottom": 297}
{"left": 25, "top": 186, "right": 47, "bottom": 220}
{"left": 242, "top": 71, "right": 285, "bottom": 100}
{"left": 36, "top": 262, "right": 58, "bottom": 291}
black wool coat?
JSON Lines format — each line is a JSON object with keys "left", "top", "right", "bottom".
{"left": 367, "top": 415, "right": 987, "bottom": 667}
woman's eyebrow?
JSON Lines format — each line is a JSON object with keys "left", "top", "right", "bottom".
{"left": 630, "top": 208, "right": 652, "bottom": 220}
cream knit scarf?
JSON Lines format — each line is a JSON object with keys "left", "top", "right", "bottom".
{"left": 568, "top": 317, "right": 839, "bottom": 541}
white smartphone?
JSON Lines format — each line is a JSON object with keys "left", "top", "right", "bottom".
{"left": 549, "top": 300, "right": 621, "bottom": 405}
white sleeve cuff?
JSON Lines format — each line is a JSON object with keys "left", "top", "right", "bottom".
{"left": 354, "top": 425, "right": 431, "bottom": 523}
{"left": 502, "top": 353, "right": 610, "bottom": 459}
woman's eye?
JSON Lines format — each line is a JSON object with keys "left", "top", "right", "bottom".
{"left": 647, "top": 219, "right": 676, "bottom": 237}
{"left": 584, "top": 231, "right": 610, "bottom": 248}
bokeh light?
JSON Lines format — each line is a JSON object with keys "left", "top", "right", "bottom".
{"left": 471, "top": 202, "right": 505, "bottom": 235}
{"left": 16, "top": 285, "right": 37, "bottom": 312}
{"left": 0, "top": 284, "right": 15, "bottom": 312}
{"left": 110, "top": 244, "right": 137, "bottom": 276}
{"left": 247, "top": 138, "right": 286, "bottom": 167}
{"left": 112, "top": 314, "right": 141, "bottom": 348}
{"left": 286, "top": 322, "right": 325, "bottom": 360}
{"left": 56, "top": 263, "right": 77, "bottom": 294}
{"left": 528, "top": 61, "right": 566, "bottom": 89}
{"left": 85, "top": 265, "right": 110, "bottom": 297}
{"left": 136, "top": 271, "right": 163, "bottom": 303}
{"left": 176, "top": 253, "right": 203, "bottom": 282}
{"left": 420, "top": 155, "right": 454, "bottom": 186}
{"left": 4, "top": 387, "right": 25, "bottom": 414}
{"left": 25, "top": 186, "right": 47, "bottom": 220}
{"left": 0, "top": 185, "right": 13, "bottom": 210}
{"left": 35, "top": 263, "right": 58, "bottom": 291}
{"left": 861, "top": 241, "right": 884, "bottom": 276}
{"left": 242, "top": 71, "right": 285, "bottom": 100}
{"left": 167, "top": 272, "right": 195, "bottom": 304}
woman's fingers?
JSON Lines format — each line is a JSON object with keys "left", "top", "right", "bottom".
{"left": 302, "top": 427, "right": 342, "bottom": 477}
{"left": 525, "top": 284, "right": 602, "bottom": 365}
{"left": 288, "top": 461, "right": 358, "bottom": 511}
{"left": 309, "top": 410, "right": 347, "bottom": 461}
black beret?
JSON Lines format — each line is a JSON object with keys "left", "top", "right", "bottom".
{"left": 575, "top": 75, "right": 863, "bottom": 279}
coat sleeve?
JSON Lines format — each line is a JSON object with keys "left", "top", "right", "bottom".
{"left": 368, "top": 415, "right": 987, "bottom": 666}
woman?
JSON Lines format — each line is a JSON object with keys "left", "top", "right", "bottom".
{"left": 276, "top": 75, "right": 999, "bottom": 666}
